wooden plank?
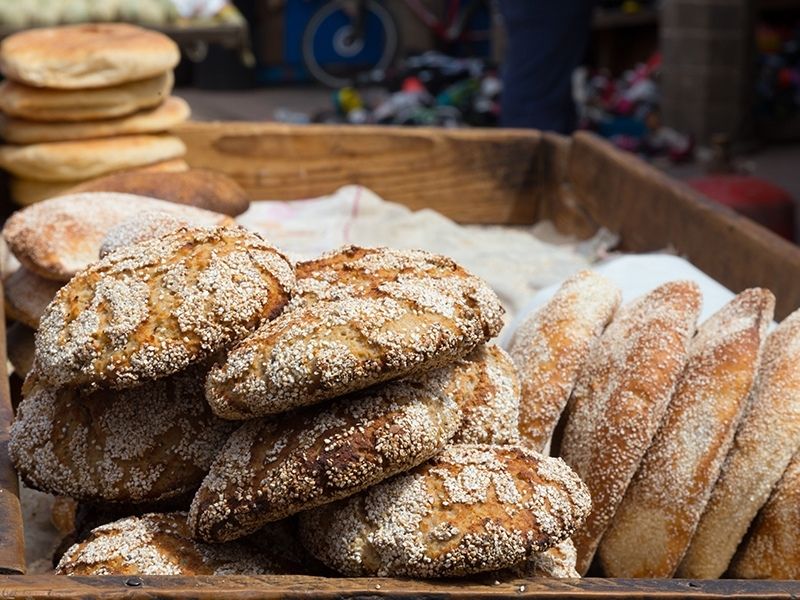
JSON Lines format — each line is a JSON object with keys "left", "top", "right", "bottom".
{"left": 175, "top": 121, "right": 544, "bottom": 225}
{"left": 1, "top": 575, "right": 800, "bottom": 599}
{"left": 567, "top": 131, "right": 800, "bottom": 319}
{"left": 0, "top": 280, "right": 25, "bottom": 575}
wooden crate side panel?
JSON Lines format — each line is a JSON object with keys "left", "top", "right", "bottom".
{"left": 0, "top": 283, "right": 25, "bottom": 574}
{"left": 568, "top": 131, "right": 800, "bottom": 319}
{"left": 1, "top": 575, "right": 800, "bottom": 599}
{"left": 175, "top": 122, "right": 545, "bottom": 225}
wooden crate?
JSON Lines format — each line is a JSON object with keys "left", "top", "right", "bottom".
{"left": 2, "top": 123, "right": 800, "bottom": 598}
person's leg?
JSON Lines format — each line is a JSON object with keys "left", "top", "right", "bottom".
{"left": 499, "top": 0, "right": 594, "bottom": 133}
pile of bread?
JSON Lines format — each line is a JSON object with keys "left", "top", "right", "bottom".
{"left": 0, "top": 23, "right": 190, "bottom": 206}
{"left": 2, "top": 194, "right": 593, "bottom": 578}
{"left": 4, "top": 189, "right": 800, "bottom": 580}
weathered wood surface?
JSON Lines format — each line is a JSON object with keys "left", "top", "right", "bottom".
{"left": 568, "top": 131, "right": 800, "bottom": 319}
{"left": 0, "top": 280, "right": 25, "bottom": 575}
{"left": 175, "top": 121, "right": 544, "bottom": 225}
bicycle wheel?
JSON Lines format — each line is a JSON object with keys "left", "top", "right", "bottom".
{"left": 302, "top": 0, "right": 400, "bottom": 88}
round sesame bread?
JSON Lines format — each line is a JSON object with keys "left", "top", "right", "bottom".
{"left": 599, "top": 288, "right": 774, "bottom": 577}
{"left": 9, "top": 366, "right": 236, "bottom": 504}
{"left": 448, "top": 344, "right": 521, "bottom": 445}
{"left": 0, "top": 134, "right": 186, "bottom": 183}
{"left": 206, "top": 251, "right": 504, "bottom": 420}
{"left": 99, "top": 212, "right": 193, "bottom": 258}
{"left": 728, "top": 449, "right": 800, "bottom": 579}
{"left": 34, "top": 226, "right": 294, "bottom": 390}
{"left": 189, "top": 366, "right": 462, "bottom": 542}
{"left": 0, "top": 72, "right": 173, "bottom": 122}
{"left": 677, "top": 306, "right": 800, "bottom": 579}
{"left": 55, "top": 512, "right": 295, "bottom": 576}
{"left": 9, "top": 159, "right": 190, "bottom": 207}
{"left": 509, "top": 270, "right": 620, "bottom": 451}
{"left": 6, "top": 322, "right": 35, "bottom": 378}
{"left": 0, "top": 24, "right": 180, "bottom": 89}
{"left": 67, "top": 169, "right": 250, "bottom": 217}
{"left": 3, "top": 192, "right": 233, "bottom": 282}
{"left": 510, "top": 538, "right": 580, "bottom": 578}
{"left": 560, "top": 281, "right": 701, "bottom": 574}
{"left": 298, "top": 444, "right": 591, "bottom": 578}
{"left": 0, "top": 96, "right": 189, "bottom": 144}
{"left": 3, "top": 266, "right": 61, "bottom": 328}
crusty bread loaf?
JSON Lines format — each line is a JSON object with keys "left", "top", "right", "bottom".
{"left": 34, "top": 226, "right": 295, "bottom": 390}
{"left": 560, "top": 281, "right": 701, "bottom": 574}
{"left": 68, "top": 169, "right": 250, "bottom": 216}
{"left": 509, "top": 270, "right": 620, "bottom": 450}
{"left": 728, "top": 450, "right": 800, "bottom": 579}
{"left": 0, "top": 96, "right": 189, "bottom": 144}
{"left": 3, "top": 266, "right": 61, "bottom": 328}
{"left": 448, "top": 344, "right": 521, "bottom": 445}
{"left": 189, "top": 366, "right": 462, "bottom": 542}
{"left": 206, "top": 247, "right": 504, "bottom": 419}
{"left": 99, "top": 212, "right": 193, "bottom": 258}
{"left": 599, "top": 288, "right": 774, "bottom": 577}
{"left": 10, "top": 159, "right": 189, "bottom": 207}
{"left": 0, "top": 134, "right": 186, "bottom": 182}
{"left": 3, "top": 192, "right": 232, "bottom": 281}
{"left": 56, "top": 513, "right": 296, "bottom": 575}
{"left": 0, "top": 24, "right": 180, "bottom": 89}
{"left": 677, "top": 307, "right": 800, "bottom": 579}
{"left": 6, "top": 322, "right": 35, "bottom": 378}
{"left": 0, "top": 72, "right": 172, "bottom": 122}
{"left": 10, "top": 366, "right": 236, "bottom": 503}
{"left": 510, "top": 538, "right": 580, "bottom": 578}
{"left": 298, "top": 444, "right": 591, "bottom": 577}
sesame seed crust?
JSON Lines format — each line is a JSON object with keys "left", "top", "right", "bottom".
{"left": 205, "top": 246, "right": 504, "bottom": 419}
{"left": 55, "top": 512, "right": 296, "bottom": 576}
{"left": 448, "top": 344, "right": 521, "bottom": 445}
{"left": 34, "top": 225, "right": 295, "bottom": 390}
{"left": 9, "top": 365, "right": 237, "bottom": 503}
{"left": 678, "top": 305, "right": 800, "bottom": 579}
{"left": 728, "top": 449, "right": 800, "bottom": 579}
{"left": 189, "top": 366, "right": 463, "bottom": 542}
{"left": 3, "top": 266, "right": 62, "bottom": 328}
{"left": 298, "top": 444, "right": 591, "bottom": 578}
{"left": 2, "top": 192, "right": 234, "bottom": 282}
{"left": 509, "top": 538, "right": 580, "bottom": 578}
{"left": 599, "top": 288, "right": 774, "bottom": 578}
{"left": 509, "top": 270, "right": 620, "bottom": 451}
{"left": 99, "top": 211, "right": 192, "bottom": 258}
{"left": 560, "top": 281, "right": 701, "bottom": 574}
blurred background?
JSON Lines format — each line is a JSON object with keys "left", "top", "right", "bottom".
{"left": 0, "top": 0, "right": 798, "bottom": 240}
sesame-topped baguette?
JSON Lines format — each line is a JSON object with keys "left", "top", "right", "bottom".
{"left": 10, "top": 366, "right": 236, "bottom": 504}
{"left": 2, "top": 192, "right": 234, "bottom": 282}
{"left": 34, "top": 226, "right": 295, "bottom": 390}
{"left": 448, "top": 344, "right": 521, "bottom": 445}
{"left": 509, "top": 270, "right": 620, "bottom": 451}
{"left": 560, "top": 281, "right": 701, "bottom": 574}
{"left": 678, "top": 307, "right": 800, "bottom": 579}
{"left": 56, "top": 512, "right": 298, "bottom": 576}
{"left": 205, "top": 252, "right": 503, "bottom": 420}
{"left": 3, "top": 266, "right": 61, "bottom": 329}
{"left": 728, "top": 449, "right": 800, "bottom": 579}
{"left": 189, "top": 366, "right": 462, "bottom": 543}
{"left": 298, "top": 444, "right": 591, "bottom": 578}
{"left": 599, "top": 288, "right": 774, "bottom": 577}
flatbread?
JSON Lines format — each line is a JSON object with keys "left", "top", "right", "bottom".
{"left": 0, "top": 96, "right": 189, "bottom": 144}
{"left": 0, "top": 23, "right": 179, "bottom": 89}
{"left": 0, "top": 134, "right": 186, "bottom": 182}
{"left": 0, "top": 72, "right": 173, "bottom": 122}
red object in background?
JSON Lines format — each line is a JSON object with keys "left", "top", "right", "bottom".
{"left": 688, "top": 175, "right": 796, "bottom": 241}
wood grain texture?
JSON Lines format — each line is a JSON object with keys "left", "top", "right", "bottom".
{"left": 0, "top": 575, "right": 799, "bottom": 599}
{"left": 175, "top": 121, "right": 543, "bottom": 224}
{"left": 568, "top": 131, "right": 800, "bottom": 319}
{"left": 0, "top": 280, "right": 26, "bottom": 575}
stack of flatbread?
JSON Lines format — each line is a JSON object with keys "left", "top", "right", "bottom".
{"left": 0, "top": 23, "right": 191, "bottom": 206}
